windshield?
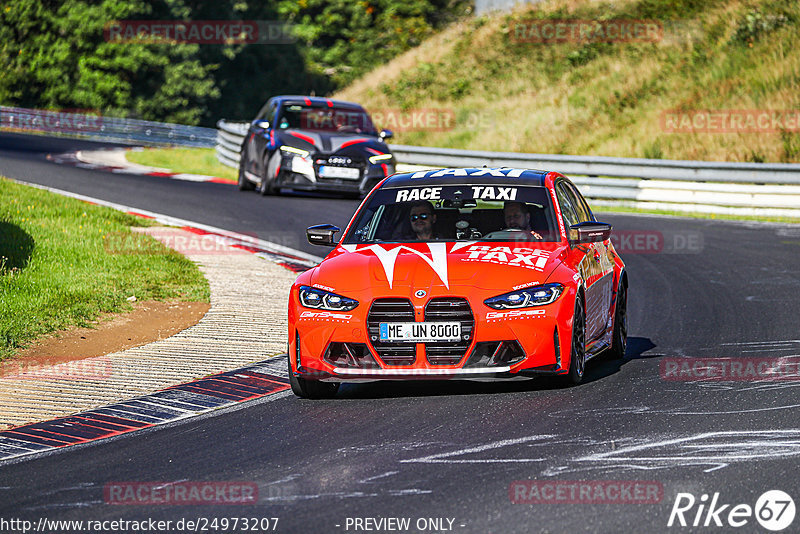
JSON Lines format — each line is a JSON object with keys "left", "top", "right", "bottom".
{"left": 343, "top": 184, "right": 560, "bottom": 244}
{"left": 277, "top": 104, "right": 377, "bottom": 134}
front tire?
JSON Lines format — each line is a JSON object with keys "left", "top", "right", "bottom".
{"left": 607, "top": 279, "right": 627, "bottom": 360}
{"left": 259, "top": 152, "right": 279, "bottom": 196}
{"left": 288, "top": 355, "right": 340, "bottom": 399}
{"left": 559, "top": 295, "right": 586, "bottom": 386}
{"left": 237, "top": 152, "right": 254, "bottom": 191}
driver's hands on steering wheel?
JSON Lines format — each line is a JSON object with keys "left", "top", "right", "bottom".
{"left": 500, "top": 228, "right": 543, "bottom": 240}
{"left": 484, "top": 228, "right": 543, "bottom": 240}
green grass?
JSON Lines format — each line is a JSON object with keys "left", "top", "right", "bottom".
{"left": 594, "top": 204, "right": 800, "bottom": 223}
{"left": 0, "top": 178, "right": 210, "bottom": 360}
{"left": 337, "top": 0, "right": 800, "bottom": 163}
{"left": 126, "top": 147, "right": 238, "bottom": 182}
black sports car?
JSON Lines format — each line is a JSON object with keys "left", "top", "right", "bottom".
{"left": 238, "top": 95, "right": 395, "bottom": 197}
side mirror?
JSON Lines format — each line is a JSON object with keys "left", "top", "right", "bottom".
{"left": 307, "top": 224, "right": 341, "bottom": 246}
{"left": 379, "top": 129, "right": 394, "bottom": 140}
{"left": 255, "top": 120, "right": 270, "bottom": 130}
{"left": 569, "top": 221, "right": 612, "bottom": 244}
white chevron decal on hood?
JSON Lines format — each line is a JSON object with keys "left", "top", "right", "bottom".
{"left": 341, "top": 243, "right": 450, "bottom": 289}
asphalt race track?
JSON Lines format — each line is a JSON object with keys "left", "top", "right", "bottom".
{"left": 0, "top": 132, "right": 358, "bottom": 257}
{"left": 2, "top": 132, "right": 800, "bottom": 533}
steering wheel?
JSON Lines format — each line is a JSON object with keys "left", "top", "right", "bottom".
{"left": 482, "top": 228, "right": 531, "bottom": 239}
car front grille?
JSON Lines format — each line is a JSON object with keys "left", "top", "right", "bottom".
{"left": 315, "top": 155, "right": 366, "bottom": 182}
{"left": 367, "top": 298, "right": 416, "bottom": 366}
{"left": 320, "top": 155, "right": 365, "bottom": 167}
{"left": 424, "top": 298, "right": 474, "bottom": 366}
{"left": 366, "top": 297, "right": 475, "bottom": 367}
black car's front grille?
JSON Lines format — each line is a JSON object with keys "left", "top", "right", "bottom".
{"left": 315, "top": 154, "right": 366, "bottom": 182}
{"left": 424, "top": 298, "right": 474, "bottom": 365}
{"left": 367, "top": 298, "right": 416, "bottom": 366}
{"left": 319, "top": 155, "right": 366, "bottom": 167}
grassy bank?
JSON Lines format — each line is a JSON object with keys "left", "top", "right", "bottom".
{"left": 126, "top": 147, "right": 237, "bottom": 182}
{"left": 336, "top": 0, "right": 800, "bottom": 163}
{"left": 594, "top": 205, "right": 800, "bottom": 223}
{"left": 0, "top": 178, "right": 209, "bottom": 360}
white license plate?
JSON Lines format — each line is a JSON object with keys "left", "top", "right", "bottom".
{"left": 379, "top": 322, "right": 461, "bottom": 343}
{"left": 319, "top": 165, "right": 360, "bottom": 179}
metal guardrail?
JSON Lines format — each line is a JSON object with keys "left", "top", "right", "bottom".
{"left": 215, "top": 120, "right": 248, "bottom": 168}
{"left": 0, "top": 106, "right": 217, "bottom": 148}
{"left": 215, "top": 119, "right": 800, "bottom": 216}
{"left": 390, "top": 144, "right": 800, "bottom": 185}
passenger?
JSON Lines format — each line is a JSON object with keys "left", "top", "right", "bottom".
{"left": 408, "top": 201, "right": 438, "bottom": 240}
{"left": 503, "top": 201, "right": 543, "bottom": 239}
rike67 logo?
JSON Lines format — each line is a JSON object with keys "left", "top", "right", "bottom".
{"left": 668, "top": 490, "right": 795, "bottom": 531}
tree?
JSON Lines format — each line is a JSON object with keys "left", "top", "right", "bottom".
{"left": 0, "top": 0, "right": 219, "bottom": 124}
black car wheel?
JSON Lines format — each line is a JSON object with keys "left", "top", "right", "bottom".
{"left": 559, "top": 295, "right": 586, "bottom": 386}
{"left": 607, "top": 279, "right": 628, "bottom": 360}
{"left": 237, "top": 151, "right": 254, "bottom": 191}
{"left": 288, "top": 355, "right": 340, "bottom": 399}
{"left": 259, "top": 152, "right": 279, "bottom": 196}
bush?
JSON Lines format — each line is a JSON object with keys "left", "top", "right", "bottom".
{"left": 731, "top": 9, "right": 788, "bottom": 46}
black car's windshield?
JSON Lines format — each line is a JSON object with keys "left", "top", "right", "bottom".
{"left": 344, "top": 184, "right": 560, "bottom": 244}
{"left": 277, "top": 104, "right": 377, "bottom": 135}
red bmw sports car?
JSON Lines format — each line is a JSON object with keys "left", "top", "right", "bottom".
{"left": 288, "top": 168, "right": 627, "bottom": 398}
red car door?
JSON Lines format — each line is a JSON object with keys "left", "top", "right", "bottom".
{"left": 555, "top": 180, "right": 611, "bottom": 342}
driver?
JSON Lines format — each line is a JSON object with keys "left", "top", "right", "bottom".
{"left": 409, "top": 201, "right": 437, "bottom": 240}
{"left": 503, "top": 201, "right": 543, "bottom": 239}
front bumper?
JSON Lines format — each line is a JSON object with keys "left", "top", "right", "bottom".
{"left": 288, "top": 292, "right": 574, "bottom": 382}
{"left": 292, "top": 365, "right": 564, "bottom": 383}
{"left": 279, "top": 158, "right": 393, "bottom": 193}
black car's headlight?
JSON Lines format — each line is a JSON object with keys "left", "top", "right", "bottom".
{"left": 484, "top": 283, "right": 564, "bottom": 309}
{"left": 368, "top": 153, "right": 393, "bottom": 164}
{"left": 280, "top": 145, "right": 310, "bottom": 158}
{"left": 298, "top": 285, "right": 359, "bottom": 311}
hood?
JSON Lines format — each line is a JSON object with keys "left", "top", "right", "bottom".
{"left": 309, "top": 241, "right": 568, "bottom": 295}
{"left": 278, "top": 129, "right": 389, "bottom": 155}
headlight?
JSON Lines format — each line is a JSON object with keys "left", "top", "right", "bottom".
{"left": 369, "top": 153, "right": 393, "bottom": 164}
{"left": 280, "top": 146, "right": 310, "bottom": 157}
{"left": 280, "top": 146, "right": 314, "bottom": 176}
{"left": 484, "top": 283, "right": 564, "bottom": 309}
{"left": 298, "top": 285, "right": 359, "bottom": 311}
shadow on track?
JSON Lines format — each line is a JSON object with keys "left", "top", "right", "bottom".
{"left": 335, "top": 336, "right": 658, "bottom": 399}
{"left": 578, "top": 336, "right": 658, "bottom": 387}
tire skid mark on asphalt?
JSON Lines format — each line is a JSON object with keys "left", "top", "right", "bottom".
{"left": 0, "top": 358, "right": 290, "bottom": 463}
{"left": 547, "top": 429, "right": 800, "bottom": 475}
{"left": 400, "top": 434, "right": 555, "bottom": 464}
{"left": 394, "top": 428, "right": 800, "bottom": 476}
